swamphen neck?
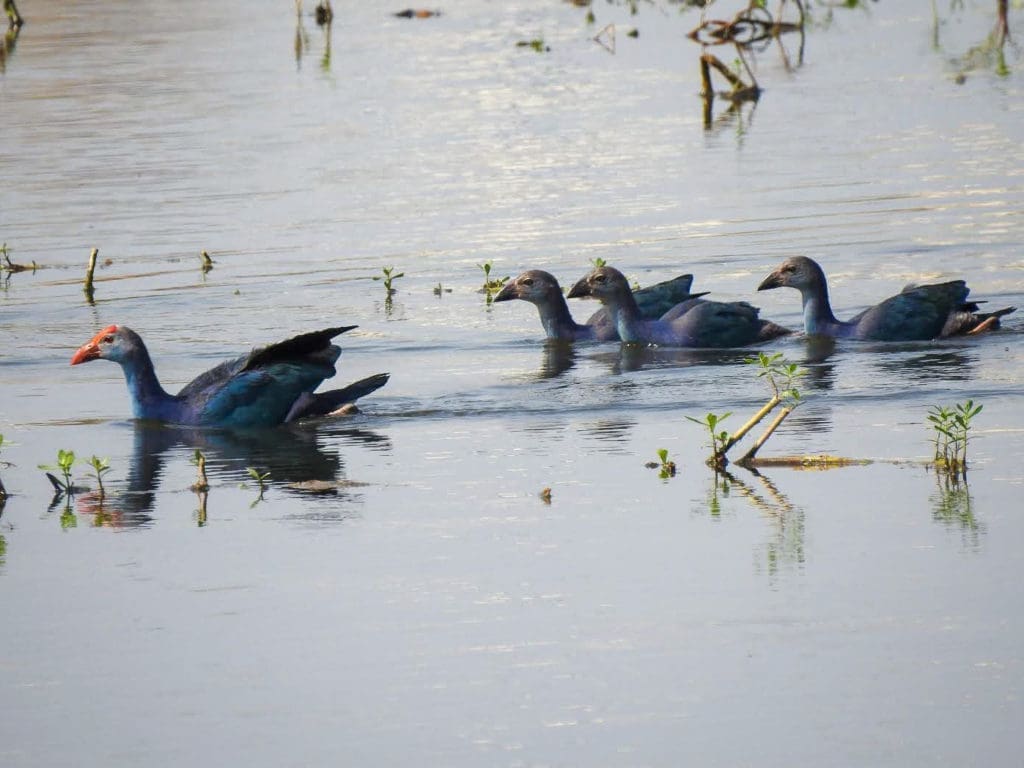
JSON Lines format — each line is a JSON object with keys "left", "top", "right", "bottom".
{"left": 757, "top": 256, "right": 842, "bottom": 336}
{"left": 71, "top": 325, "right": 183, "bottom": 421}
{"left": 493, "top": 270, "right": 595, "bottom": 341}
{"left": 567, "top": 266, "right": 655, "bottom": 343}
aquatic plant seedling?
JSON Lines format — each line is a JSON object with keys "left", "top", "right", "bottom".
{"left": 433, "top": 282, "right": 452, "bottom": 296}
{"left": 927, "top": 399, "right": 982, "bottom": 478}
{"left": 478, "top": 261, "right": 509, "bottom": 294}
{"left": 200, "top": 250, "right": 214, "bottom": 273}
{"left": 373, "top": 266, "right": 404, "bottom": 296}
{"left": 245, "top": 467, "right": 271, "bottom": 493}
{"left": 245, "top": 467, "right": 271, "bottom": 506}
{"left": 539, "top": 487, "right": 552, "bottom": 504}
{"left": 39, "top": 448, "right": 77, "bottom": 496}
{"left": 686, "top": 354, "right": 808, "bottom": 470}
{"left": 85, "top": 455, "right": 111, "bottom": 500}
{"left": 654, "top": 448, "right": 677, "bottom": 478}
{"left": 685, "top": 413, "right": 732, "bottom": 471}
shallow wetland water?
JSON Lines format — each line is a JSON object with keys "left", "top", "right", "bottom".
{"left": 2, "top": 1, "right": 1024, "bottom": 765}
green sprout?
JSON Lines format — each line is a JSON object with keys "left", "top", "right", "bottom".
{"left": 685, "top": 412, "right": 732, "bottom": 471}
{"left": 656, "top": 448, "right": 676, "bottom": 479}
{"left": 85, "top": 456, "right": 112, "bottom": 500}
{"left": 478, "top": 260, "right": 509, "bottom": 304}
{"left": 928, "top": 399, "right": 982, "bottom": 479}
{"left": 373, "top": 266, "right": 404, "bottom": 296}
{"left": 245, "top": 467, "right": 271, "bottom": 506}
{"left": 40, "top": 448, "right": 77, "bottom": 496}
{"left": 590, "top": 257, "right": 607, "bottom": 268}
{"left": 479, "top": 260, "right": 509, "bottom": 292}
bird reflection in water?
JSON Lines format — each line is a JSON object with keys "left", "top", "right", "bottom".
{"left": 537, "top": 340, "right": 577, "bottom": 380}
{"left": 873, "top": 347, "right": 977, "bottom": 384}
{"left": 613, "top": 345, "right": 753, "bottom": 375}
{"left": 73, "top": 420, "right": 391, "bottom": 528}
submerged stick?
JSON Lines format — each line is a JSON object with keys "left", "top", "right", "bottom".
{"left": 190, "top": 450, "right": 210, "bottom": 493}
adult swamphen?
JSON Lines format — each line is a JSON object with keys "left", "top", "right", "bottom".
{"left": 70, "top": 324, "right": 389, "bottom": 427}
{"left": 757, "top": 256, "right": 1016, "bottom": 340}
{"left": 566, "top": 266, "right": 790, "bottom": 347}
{"left": 493, "top": 269, "right": 708, "bottom": 341}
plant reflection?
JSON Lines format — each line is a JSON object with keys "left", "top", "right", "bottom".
{"left": 688, "top": 0, "right": 806, "bottom": 131}
{"left": 704, "top": 468, "right": 806, "bottom": 578}
{"left": 929, "top": 472, "right": 984, "bottom": 550}
{"left": 72, "top": 421, "right": 389, "bottom": 528}
{"left": 933, "top": 0, "right": 1012, "bottom": 77}
{"left": 294, "top": 0, "right": 333, "bottom": 72}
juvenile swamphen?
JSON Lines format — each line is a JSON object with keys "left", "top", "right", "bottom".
{"left": 70, "top": 325, "right": 389, "bottom": 427}
{"left": 757, "top": 256, "right": 1016, "bottom": 340}
{"left": 493, "top": 269, "right": 708, "bottom": 341}
{"left": 567, "top": 266, "right": 790, "bottom": 347}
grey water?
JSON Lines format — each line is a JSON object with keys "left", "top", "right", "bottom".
{"left": 2, "top": 1, "right": 1023, "bottom": 765}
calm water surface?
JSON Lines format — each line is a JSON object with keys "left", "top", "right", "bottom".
{"left": 2, "top": 1, "right": 1024, "bottom": 765}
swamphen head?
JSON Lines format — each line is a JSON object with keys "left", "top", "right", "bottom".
{"left": 70, "top": 324, "right": 141, "bottom": 366}
{"left": 493, "top": 270, "right": 565, "bottom": 305}
{"left": 757, "top": 256, "right": 825, "bottom": 293}
{"left": 566, "top": 266, "right": 632, "bottom": 303}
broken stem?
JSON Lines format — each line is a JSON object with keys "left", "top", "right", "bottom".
{"left": 83, "top": 247, "right": 98, "bottom": 299}
{"left": 736, "top": 405, "right": 793, "bottom": 465}
{"left": 722, "top": 394, "right": 781, "bottom": 454}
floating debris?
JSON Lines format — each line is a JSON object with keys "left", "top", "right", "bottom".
{"left": 742, "top": 455, "right": 872, "bottom": 470}
{"left": 516, "top": 38, "right": 550, "bottom": 53}
{"left": 394, "top": 9, "right": 441, "bottom": 19}
{"left": 288, "top": 479, "right": 369, "bottom": 494}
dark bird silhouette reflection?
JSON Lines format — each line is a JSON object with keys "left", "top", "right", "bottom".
{"left": 872, "top": 347, "right": 977, "bottom": 384}
{"left": 536, "top": 340, "right": 577, "bottom": 380}
{"left": 75, "top": 420, "right": 391, "bottom": 528}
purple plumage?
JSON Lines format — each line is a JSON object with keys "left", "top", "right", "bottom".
{"left": 70, "top": 324, "right": 388, "bottom": 427}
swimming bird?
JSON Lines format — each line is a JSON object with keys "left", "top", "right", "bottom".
{"left": 70, "top": 325, "right": 389, "bottom": 427}
{"left": 566, "top": 266, "right": 790, "bottom": 347}
{"left": 757, "top": 256, "right": 1016, "bottom": 340}
{"left": 493, "top": 269, "right": 707, "bottom": 341}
